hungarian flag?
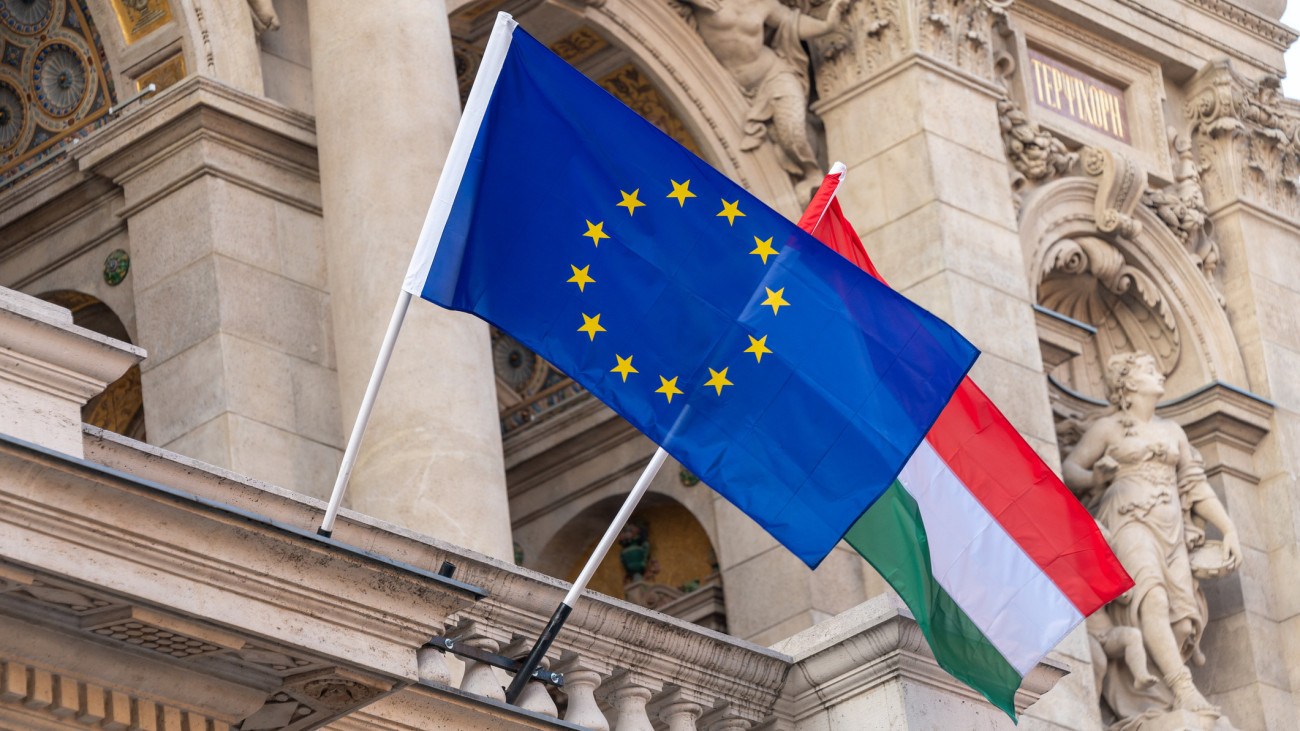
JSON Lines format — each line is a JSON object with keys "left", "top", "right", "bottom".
{"left": 799, "top": 164, "right": 1132, "bottom": 718}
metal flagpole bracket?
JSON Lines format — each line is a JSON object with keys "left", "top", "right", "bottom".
{"left": 503, "top": 448, "right": 669, "bottom": 704}
{"left": 427, "top": 634, "right": 565, "bottom": 689}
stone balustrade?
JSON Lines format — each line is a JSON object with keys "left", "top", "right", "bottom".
{"left": 0, "top": 286, "right": 1068, "bottom": 730}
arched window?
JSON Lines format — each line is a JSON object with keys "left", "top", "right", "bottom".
{"left": 38, "top": 290, "right": 145, "bottom": 440}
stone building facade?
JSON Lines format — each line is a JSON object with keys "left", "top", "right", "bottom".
{"left": 1, "top": 0, "right": 1299, "bottom": 729}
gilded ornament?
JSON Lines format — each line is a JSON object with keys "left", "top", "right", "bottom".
{"left": 103, "top": 248, "right": 130, "bottom": 285}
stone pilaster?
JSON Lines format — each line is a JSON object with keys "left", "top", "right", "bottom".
{"left": 1183, "top": 57, "right": 1300, "bottom": 726}
{"left": 803, "top": 1, "right": 1088, "bottom": 724}
{"left": 719, "top": 0, "right": 1053, "bottom": 647}
{"left": 72, "top": 77, "right": 343, "bottom": 498}
{"left": 307, "top": 2, "right": 512, "bottom": 560}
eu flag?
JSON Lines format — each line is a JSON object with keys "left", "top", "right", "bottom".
{"left": 405, "top": 15, "right": 977, "bottom": 568}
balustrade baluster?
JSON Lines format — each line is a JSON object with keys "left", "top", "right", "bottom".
{"left": 659, "top": 700, "right": 704, "bottom": 731}
{"left": 555, "top": 656, "right": 611, "bottom": 731}
{"left": 416, "top": 646, "right": 452, "bottom": 685}
{"left": 459, "top": 635, "right": 506, "bottom": 701}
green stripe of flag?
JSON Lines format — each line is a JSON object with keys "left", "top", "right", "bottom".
{"left": 845, "top": 482, "right": 1023, "bottom": 718}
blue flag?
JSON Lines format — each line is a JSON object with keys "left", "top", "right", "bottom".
{"left": 405, "top": 15, "right": 978, "bottom": 568}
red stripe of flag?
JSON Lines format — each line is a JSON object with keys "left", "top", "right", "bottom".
{"left": 801, "top": 167, "right": 1131, "bottom": 616}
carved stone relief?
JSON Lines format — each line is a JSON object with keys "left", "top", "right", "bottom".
{"left": 1184, "top": 59, "right": 1300, "bottom": 217}
{"left": 671, "top": 0, "right": 852, "bottom": 197}
{"left": 1062, "top": 351, "right": 1241, "bottom": 731}
{"left": 806, "top": 0, "right": 904, "bottom": 102}
{"left": 915, "top": 0, "right": 1013, "bottom": 79}
{"left": 998, "top": 96, "right": 1077, "bottom": 191}
{"left": 246, "top": 0, "right": 279, "bottom": 37}
{"left": 1140, "top": 134, "right": 1224, "bottom": 306}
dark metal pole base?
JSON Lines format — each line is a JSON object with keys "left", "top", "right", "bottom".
{"left": 503, "top": 602, "right": 573, "bottom": 704}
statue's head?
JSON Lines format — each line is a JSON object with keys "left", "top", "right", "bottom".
{"left": 1104, "top": 351, "right": 1164, "bottom": 410}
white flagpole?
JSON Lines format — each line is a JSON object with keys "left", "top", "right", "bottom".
{"left": 504, "top": 447, "right": 670, "bottom": 702}
{"left": 317, "top": 290, "right": 412, "bottom": 537}
{"left": 317, "top": 11, "right": 519, "bottom": 538}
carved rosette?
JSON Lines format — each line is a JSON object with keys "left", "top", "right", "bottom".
{"left": 1184, "top": 58, "right": 1300, "bottom": 217}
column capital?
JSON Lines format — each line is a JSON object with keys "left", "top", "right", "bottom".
{"left": 810, "top": 0, "right": 1014, "bottom": 107}
{"left": 1183, "top": 58, "right": 1300, "bottom": 218}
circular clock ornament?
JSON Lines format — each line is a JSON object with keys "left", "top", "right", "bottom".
{"left": 0, "top": 80, "right": 24, "bottom": 154}
{"left": 0, "top": 0, "right": 55, "bottom": 35}
{"left": 103, "top": 249, "right": 130, "bottom": 286}
{"left": 33, "top": 41, "right": 89, "bottom": 119}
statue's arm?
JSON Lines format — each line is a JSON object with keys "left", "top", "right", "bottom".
{"left": 793, "top": 0, "right": 851, "bottom": 40}
{"left": 1062, "top": 421, "right": 1110, "bottom": 492}
{"left": 1179, "top": 433, "right": 1242, "bottom": 566}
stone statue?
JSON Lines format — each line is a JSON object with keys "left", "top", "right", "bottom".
{"left": 676, "top": 0, "right": 851, "bottom": 198}
{"left": 247, "top": 0, "right": 280, "bottom": 37}
{"left": 1063, "top": 352, "right": 1241, "bottom": 730}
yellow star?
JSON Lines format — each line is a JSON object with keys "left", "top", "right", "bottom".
{"left": 617, "top": 189, "right": 645, "bottom": 216}
{"left": 667, "top": 179, "right": 696, "bottom": 207}
{"left": 611, "top": 354, "right": 638, "bottom": 382}
{"left": 750, "top": 236, "right": 779, "bottom": 264}
{"left": 578, "top": 313, "right": 606, "bottom": 340}
{"left": 583, "top": 220, "right": 610, "bottom": 246}
{"left": 656, "top": 375, "right": 684, "bottom": 403}
{"left": 762, "top": 287, "right": 789, "bottom": 315}
{"left": 568, "top": 264, "right": 595, "bottom": 292}
{"left": 704, "top": 367, "right": 733, "bottom": 396}
{"left": 745, "top": 334, "right": 772, "bottom": 363}
{"left": 717, "top": 199, "right": 745, "bottom": 226}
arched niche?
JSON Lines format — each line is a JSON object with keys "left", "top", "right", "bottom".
{"left": 1020, "top": 176, "right": 1247, "bottom": 404}
{"left": 38, "top": 289, "right": 146, "bottom": 440}
{"left": 545, "top": 492, "right": 725, "bottom": 631}
{"left": 448, "top": 0, "right": 804, "bottom": 218}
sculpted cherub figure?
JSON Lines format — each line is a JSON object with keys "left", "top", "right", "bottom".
{"left": 1064, "top": 352, "right": 1241, "bottom": 724}
{"left": 678, "top": 0, "right": 851, "bottom": 198}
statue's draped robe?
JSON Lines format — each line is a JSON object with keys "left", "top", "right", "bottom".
{"left": 1090, "top": 437, "right": 1215, "bottom": 729}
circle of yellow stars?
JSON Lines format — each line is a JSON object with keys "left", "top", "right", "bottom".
{"left": 566, "top": 177, "right": 790, "bottom": 406}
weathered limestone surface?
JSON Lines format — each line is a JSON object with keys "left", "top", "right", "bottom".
{"left": 67, "top": 77, "right": 343, "bottom": 498}
{"left": 0, "top": 290, "right": 142, "bottom": 458}
{"left": 308, "top": 0, "right": 513, "bottom": 561}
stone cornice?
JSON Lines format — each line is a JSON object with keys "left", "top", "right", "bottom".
{"left": 82, "top": 427, "right": 794, "bottom": 722}
{"left": 1158, "top": 380, "right": 1274, "bottom": 453}
{"left": 1177, "top": 0, "right": 1297, "bottom": 50}
{"left": 70, "top": 76, "right": 321, "bottom": 216}
{"left": 0, "top": 292, "right": 143, "bottom": 402}
{"left": 773, "top": 595, "right": 1067, "bottom": 722}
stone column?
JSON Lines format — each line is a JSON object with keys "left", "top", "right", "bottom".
{"left": 307, "top": 2, "right": 512, "bottom": 559}
{"left": 1183, "top": 58, "right": 1300, "bottom": 727}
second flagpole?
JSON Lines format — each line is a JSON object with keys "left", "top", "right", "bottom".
{"left": 503, "top": 446, "right": 670, "bottom": 703}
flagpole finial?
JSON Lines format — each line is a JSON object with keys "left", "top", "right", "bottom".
{"left": 829, "top": 161, "right": 847, "bottom": 177}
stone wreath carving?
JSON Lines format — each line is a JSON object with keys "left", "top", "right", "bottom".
{"left": 1064, "top": 351, "right": 1241, "bottom": 731}
{"left": 999, "top": 97, "right": 1077, "bottom": 190}
{"left": 671, "top": 0, "right": 850, "bottom": 198}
